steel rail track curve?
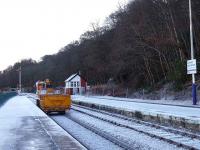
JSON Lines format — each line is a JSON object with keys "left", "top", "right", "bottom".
{"left": 72, "top": 104, "right": 200, "bottom": 150}
{"left": 50, "top": 116, "right": 89, "bottom": 150}
{"left": 73, "top": 104, "right": 200, "bottom": 140}
{"left": 64, "top": 114, "right": 137, "bottom": 150}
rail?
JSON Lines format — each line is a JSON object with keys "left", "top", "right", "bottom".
{"left": 71, "top": 104, "right": 200, "bottom": 150}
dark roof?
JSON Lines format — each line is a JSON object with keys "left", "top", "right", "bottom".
{"left": 65, "top": 73, "right": 87, "bottom": 82}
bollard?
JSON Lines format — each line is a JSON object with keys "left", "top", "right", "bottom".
{"left": 192, "top": 83, "right": 197, "bottom": 105}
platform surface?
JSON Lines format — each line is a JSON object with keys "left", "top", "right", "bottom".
{"left": 0, "top": 95, "right": 86, "bottom": 150}
{"left": 73, "top": 95, "right": 200, "bottom": 120}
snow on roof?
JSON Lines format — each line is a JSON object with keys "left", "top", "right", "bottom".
{"left": 65, "top": 73, "right": 78, "bottom": 82}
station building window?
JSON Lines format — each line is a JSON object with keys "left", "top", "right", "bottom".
{"left": 70, "top": 81, "right": 79, "bottom": 88}
{"left": 77, "top": 82, "right": 80, "bottom": 87}
{"left": 70, "top": 82, "right": 73, "bottom": 87}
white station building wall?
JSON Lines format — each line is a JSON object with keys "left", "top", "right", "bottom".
{"left": 65, "top": 76, "right": 81, "bottom": 88}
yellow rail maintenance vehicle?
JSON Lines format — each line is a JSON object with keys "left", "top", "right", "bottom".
{"left": 36, "top": 79, "right": 71, "bottom": 114}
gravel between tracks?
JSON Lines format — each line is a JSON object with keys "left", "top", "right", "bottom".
{"left": 51, "top": 115, "right": 123, "bottom": 150}
{"left": 59, "top": 108, "right": 185, "bottom": 150}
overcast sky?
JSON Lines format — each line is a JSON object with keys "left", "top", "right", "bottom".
{"left": 0, "top": 0, "right": 129, "bottom": 71}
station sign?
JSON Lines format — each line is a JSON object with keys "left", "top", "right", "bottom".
{"left": 187, "top": 59, "right": 197, "bottom": 74}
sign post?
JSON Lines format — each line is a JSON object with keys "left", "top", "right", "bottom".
{"left": 187, "top": 59, "right": 197, "bottom": 105}
{"left": 187, "top": 59, "right": 197, "bottom": 75}
{"left": 188, "top": 0, "right": 197, "bottom": 105}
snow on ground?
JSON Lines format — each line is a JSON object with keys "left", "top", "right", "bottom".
{"left": 72, "top": 95, "right": 200, "bottom": 122}
{"left": 0, "top": 95, "right": 44, "bottom": 117}
{"left": 73, "top": 105, "right": 200, "bottom": 149}
{"left": 0, "top": 95, "right": 86, "bottom": 150}
{"left": 90, "top": 95, "right": 200, "bottom": 107}
{"left": 52, "top": 115, "right": 122, "bottom": 150}
{"left": 64, "top": 109, "right": 184, "bottom": 150}
{"left": 21, "top": 93, "right": 38, "bottom": 104}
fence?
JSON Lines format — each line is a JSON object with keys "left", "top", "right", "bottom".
{"left": 86, "top": 85, "right": 130, "bottom": 98}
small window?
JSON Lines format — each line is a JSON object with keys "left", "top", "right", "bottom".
{"left": 77, "top": 82, "right": 80, "bottom": 87}
{"left": 74, "top": 82, "right": 76, "bottom": 87}
{"left": 70, "top": 82, "right": 73, "bottom": 87}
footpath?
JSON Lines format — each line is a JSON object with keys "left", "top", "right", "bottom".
{"left": 0, "top": 95, "right": 86, "bottom": 150}
{"left": 72, "top": 95, "right": 200, "bottom": 132}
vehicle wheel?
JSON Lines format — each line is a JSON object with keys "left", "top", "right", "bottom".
{"left": 60, "top": 111, "right": 66, "bottom": 115}
{"left": 36, "top": 99, "right": 40, "bottom": 108}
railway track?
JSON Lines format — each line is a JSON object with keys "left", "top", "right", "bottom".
{"left": 65, "top": 114, "right": 135, "bottom": 150}
{"left": 71, "top": 104, "right": 200, "bottom": 150}
{"left": 29, "top": 94, "right": 200, "bottom": 149}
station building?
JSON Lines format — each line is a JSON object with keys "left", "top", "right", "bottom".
{"left": 65, "top": 73, "right": 87, "bottom": 95}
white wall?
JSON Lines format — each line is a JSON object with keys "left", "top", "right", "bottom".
{"left": 71, "top": 76, "right": 80, "bottom": 82}
{"left": 65, "top": 75, "right": 81, "bottom": 88}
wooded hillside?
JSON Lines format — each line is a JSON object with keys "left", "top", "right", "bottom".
{"left": 0, "top": 0, "right": 200, "bottom": 90}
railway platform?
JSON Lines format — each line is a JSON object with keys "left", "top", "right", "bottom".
{"left": 72, "top": 95, "right": 200, "bottom": 132}
{"left": 0, "top": 95, "right": 86, "bottom": 150}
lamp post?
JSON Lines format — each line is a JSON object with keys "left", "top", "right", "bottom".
{"left": 189, "top": 0, "right": 197, "bottom": 105}
{"left": 17, "top": 66, "right": 22, "bottom": 93}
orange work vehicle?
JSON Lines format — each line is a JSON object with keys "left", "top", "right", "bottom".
{"left": 36, "top": 79, "right": 71, "bottom": 114}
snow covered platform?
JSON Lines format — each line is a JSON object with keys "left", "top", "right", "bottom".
{"left": 0, "top": 95, "right": 86, "bottom": 150}
{"left": 72, "top": 95, "right": 200, "bottom": 132}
